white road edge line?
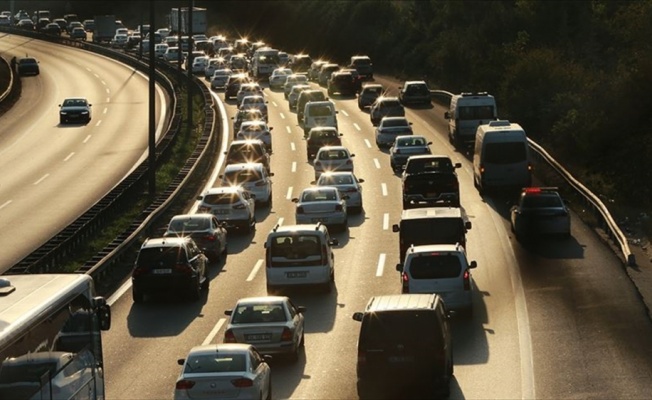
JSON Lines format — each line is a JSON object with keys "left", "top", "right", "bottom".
{"left": 376, "top": 253, "right": 386, "bottom": 277}
{"left": 0, "top": 200, "right": 12, "bottom": 210}
{"left": 247, "top": 259, "right": 264, "bottom": 282}
{"left": 203, "top": 318, "right": 226, "bottom": 345}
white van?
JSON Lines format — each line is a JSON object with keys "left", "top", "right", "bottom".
{"left": 473, "top": 120, "right": 532, "bottom": 193}
{"left": 302, "top": 100, "right": 338, "bottom": 136}
{"left": 264, "top": 223, "right": 338, "bottom": 293}
{"left": 444, "top": 92, "right": 497, "bottom": 148}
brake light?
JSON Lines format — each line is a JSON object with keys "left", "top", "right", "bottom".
{"left": 402, "top": 272, "right": 409, "bottom": 293}
{"left": 479, "top": 165, "right": 485, "bottom": 174}
{"left": 297, "top": 206, "right": 304, "bottom": 214}
{"left": 174, "top": 263, "right": 193, "bottom": 274}
{"left": 463, "top": 270, "right": 471, "bottom": 291}
{"left": 231, "top": 378, "right": 254, "bottom": 388}
{"left": 224, "top": 329, "right": 237, "bottom": 343}
{"left": 176, "top": 380, "right": 196, "bottom": 390}
{"left": 346, "top": 160, "right": 352, "bottom": 165}
{"left": 395, "top": 149, "right": 400, "bottom": 154}
{"left": 132, "top": 266, "right": 148, "bottom": 278}
{"left": 281, "top": 327, "right": 293, "bottom": 342}
{"left": 203, "top": 234, "right": 217, "bottom": 242}
{"left": 315, "top": 161, "right": 321, "bottom": 167}
{"left": 524, "top": 187, "right": 541, "bottom": 194}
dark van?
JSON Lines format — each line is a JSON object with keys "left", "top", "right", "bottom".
{"left": 296, "top": 89, "right": 327, "bottom": 124}
{"left": 353, "top": 294, "right": 453, "bottom": 399}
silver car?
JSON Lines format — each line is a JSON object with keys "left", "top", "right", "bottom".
{"left": 293, "top": 186, "right": 348, "bottom": 231}
{"left": 224, "top": 296, "right": 306, "bottom": 361}
{"left": 389, "top": 135, "right": 432, "bottom": 172}
{"left": 210, "top": 68, "right": 232, "bottom": 90}
{"left": 164, "top": 214, "right": 228, "bottom": 263}
{"left": 375, "top": 116, "right": 413, "bottom": 148}
{"left": 174, "top": 344, "right": 271, "bottom": 400}
{"left": 220, "top": 163, "right": 274, "bottom": 207}
{"left": 196, "top": 186, "right": 256, "bottom": 233}
{"left": 313, "top": 146, "right": 355, "bottom": 179}
{"left": 316, "top": 171, "right": 364, "bottom": 214}
{"left": 236, "top": 120, "right": 273, "bottom": 152}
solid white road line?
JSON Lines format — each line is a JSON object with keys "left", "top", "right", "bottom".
{"left": 0, "top": 200, "right": 12, "bottom": 210}
{"left": 247, "top": 259, "right": 264, "bottom": 281}
{"left": 64, "top": 153, "right": 75, "bottom": 162}
{"left": 34, "top": 174, "right": 49, "bottom": 185}
{"left": 203, "top": 318, "right": 226, "bottom": 345}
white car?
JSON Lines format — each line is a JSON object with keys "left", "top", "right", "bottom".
{"left": 110, "top": 33, "right": 128, "bottom": 47}
{"left": 284, "top": 74, "right": 309, "bottom": 99}
{"left": 220, "top": 163, "right": 274, "bottom": 207}
{"left": 288, "top": 84, "right": 311, "bottom": 111}
{"left": 154, "top": 43, "right": 168, "bottom": 59}
{"left": 269, "top": 67, "right": 292, "bottom": 89}
{"left": 210, "top": 68, "right": 233, "bottom": 90}
{"left": 204, "top": 57, "right": 226, "bottom": 79}
{"left": 236, "top": 120, "right": 273, "bottom": 152}
{"left": 292, "top": 186, "right": 348, "bottom": 231}
{"left": 316, "top": 171, "right": 364, "bottom": 214}
{"left": 196, "top": 186, "right": 256, "bottom": 233}
{"left": 237, "top": 84, "right": 265, "bottom": 108}
{"left": 375, "top": 116, "right": 413, "bottom": 148}
{"left": 224, "top": 296, "right": 306, "bottom": 361}
{"left": 313, "top": 146, "right": 355, "bottom": 179}
{"left": 191, "top": 56, "right": 210, "bottom": 74}
{"left": 239, "top": 95, "right": 269, "bottom": 120}
{"left": 163, "top": 46, "right": 183, "bottom": 63}
{"left": 174, "top": 344, "right": 271, "bottom": 400}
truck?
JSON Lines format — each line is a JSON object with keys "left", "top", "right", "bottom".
{"left": 169, "top": 7, "right": 207, "bottom": 35}
{"left": 251, "top": 47, "right": 280, "bottom": 81}
{"left": 93, "top": 15, "right": 116, "bottom": 44}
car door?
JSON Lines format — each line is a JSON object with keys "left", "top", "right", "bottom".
{"left": 288, "top": 300, "right": 305, "bottom": 343}
{"left": 211, "top": 216, "right": 226, "bottom": 253}
{"left": 242, "top": 191, "right": 255, "bottom": 216}
{"left": 251, "top": 349, "right": 271, "bottom": 396}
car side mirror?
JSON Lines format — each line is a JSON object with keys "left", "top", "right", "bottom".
{"left": 392, "top": 224, "right": 400, "bottom": 232}
{"left": 465, "top": 221, "right": 472, "bottom": 230}
{"left": 196, "top": 196, "right": 203, "bottom": 200}
{"left": 297, "top": 306, "right": 307, "bottom": 314}
{"left": 329, "top": 238, "right": 339, "bottom": 246}
{"left": 350, "top": 154, "right": 355, "bottom": 157}
{"left": 358, "top": 178, "right": 365, "bottom": 183}
{"left": 454, "top": 163, "right": 462, "bottom": 169}
{"left": 469, "top": 261, "right": 478, "bottom": 269}
{"left": 292, "top": 198, "right": 299, "bottom": 203}
{"left": 177, "top": 359, "right": 185, "bottom": 366}
{"left": 396, "top": 263, "right": 403, "bottom": 271}
{"left": 224, "top": 309, "right": 233, "bottom": 316}
{"left": 444, "top": 111, "right": 450, "bottom": 119}
{"left": 352, "top": 312, "right": 363, "bottom": 322}
{"left": 269, "top": 172, "right": 274, "bottom": 177}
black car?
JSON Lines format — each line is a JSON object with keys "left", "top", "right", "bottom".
{"left": 306, "top": 127, "right": 343, "bottom": 160}
{"left": 327, "top": 71, "right": 356, "bottom": 96}
{"left": 17, "top": 57, "right": 40, "bottom": 76}
{"left": 402, "top": 171, "right": 460, "bottom": 208}
{"left": 399, "top": 81, "right": 432, "bottom": 106}
{"left": 224, "top": 73, "right": 249, "bottom": 100}
{"left": 131, "top": 237, "right": 209, "bottom": 303}
{"left": 59, "top": 97, "right": 92, "bottom": 124}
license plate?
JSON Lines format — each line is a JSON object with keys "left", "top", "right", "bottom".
{"left": 427, "top": 192, "right": 438, "bottom": 197}
{"left": 152, "top": 269, "right": 171, "bottom": 274}
{"left": 388, "top": 356, "right": 415, "bottom": 363}
{"left": 311, "top": 218, "right": 324, "bottom": 223}
{"left": 245, "top": 333, "right": 271, "bottom": 341}
{"left": 287, "top": 271, "right": 307, "bottom": 278}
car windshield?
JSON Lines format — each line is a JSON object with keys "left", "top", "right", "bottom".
{"left": 63, "top": 99, "right": 87, "bottom": 107}
{"left": 184, "top": 354, "right": 246, "bottom": 373}
{"left": 232, "top": 303, "right": 287, "bottom": 324}
{"left": 169, "top": 218, "right": 210, "bottom": 232}
{"left": 223, "top": 169, "right": 263, "bottom": 184}
{"left": 522, "top": 194, "right": 563, "bottom": 208}
{"left": 409, "top": 254, "right": 462, "bottom": 279}
{"left": 137, "top": 246, "right": 187, "bottom": 267}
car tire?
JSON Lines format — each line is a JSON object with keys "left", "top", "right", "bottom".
{"left": 189, "top": 278, "right": 201, "bottom": 301}
{"left": 132, "top": 286, "right": 144, "bottom": 303}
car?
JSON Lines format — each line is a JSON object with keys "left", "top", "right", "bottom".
{"left": 396, "top": 243, "right": 477, "bottom": 316}
{"left": 318, "top": 63, "right": 340, "bottom": 86}
{"left": 163, "top": 46, "right": 183, "bottom": 64}
{"left": 111, "top": 33, "right": 129, "bottom": 48}
{"left": 237, "top": 84, "right": 265, "bottom": 109}
{"left": 174, "top": 344, "right": 272, "bottom": 400}
{"left": 191, "top": 56, "right": 210, "bottom": 74}
{"left": 305, "top": 127, "right": 343, "bottom": 160}
{"left": 229, "top": 54, "right": 249, "bottom": 73}
{"left": 67, "top": 20, "right": 83, "bottom": 33}
{"left": 288, "top": 84, "right": 311, "bottom": 111}
{"left": 269, "top": 67, "right": 292, "bottom": 90}
{"left": 0, "top": 15, "right": 9, "bottom": 26}
{"left": 232, "top": 108, "right": 265, "bottom": 134}
{"left": 210, "top": 68, "right": 233, "bottom": 90}
{"left": 42, "top": 22, "right": 61, "bottom": 35}
{"left": 220, "top": 163, "right": 274, "bottom": 207}
{"left": 53, "top": 18, "right": 68, "bottom": 31}
{"left": 357, "top": 83, "right": 383, "bottom": 110}
{"left": 339, "top": 68, "right": 364, "bottom": 92}
{"left": 236, "top": 120, "right": 273, "bottom": 152}
{"left": 289, "top": 53, "right": 312, "bottom": 73}
{"left": 153, "top": 43, "right": 168, "bottom": 58}
{"left": 224, "top": 139, "right": 271, "bottom": 173}
{"left": 16, "top": 18, "right": 34, "bottom": 30}
{"left": 196, "top": 186, "right": 256, "bottom": 233}
{"left": 402, "top": 170, "right": 461, "bottom": 208}
{"left": 302, "top": 100, "right": 338, "bottom": 137}
{"left": 308, "top": 60, "right": 329, "bottom": 81}
{"left": 59, "top": 97, "right": 92, "bottom": 124}
{"left": 82, "top": 19, "right": 94, "bottom": 32}
{"left": 164, "top": 214, "right": 228, "bottom": 263}
{"left": 264, "top": 223, "right": 338, "bottom": 293}
{"left": 375, "top": 116, "right": 413, "bottom": 148}
{"left": 370, "top": 96, "right": 405, "bottom": 126}
{"left": 316, "top": 171, "right": 364, "bottom": 214}
{"left": 510, "top": 187, "right": 571, "bottom": 240}
{"left": 69, "top": 26, "right": 87, "bottom": 40}
{"left": 0, "top": 352, "right": 97, "bottom": 400}
{"left": 402, "top": 155, "right": 461, "bottom": 179}
{"left": 399, "top": 80, "right": 432, "bottom": 105}
{"left": 16, "top": 57, "right": 39, "bottom": 76}
{"left": 292, "top": 186, "right": 348, "bottom": 231}
{"left": 225, "top": 73, "right": 250, "bottom": 100}
{"left": 131, "top": 236, "right": 209, "bottom": 303}
{"left": 352, "top": 294, "right": 453, "bottom": 399}
{"left": 327, "top": 71, "right": 356, "bottom": 96}
{"left": 203, "top": 57, "right": 226, "bottom": 79}
{"left": 349, "top": 55, "right": 373, "bottom": 80}
{"left": 313, "top": 146, "right": 355, "bottom": 179}
{"left": 224, "top": 296, "right": 306, "bottom": 361}
{"left": 283, "top": 74, "right": 309, "bottom": 99}
{"left": 296, "top": 89, "right": 328, "bottom": 124}
{"left": 184, "top": 51, "right": 207, "bottom": 71}
{"left": 389, "top": 135, "right": 433, "bottom": 172}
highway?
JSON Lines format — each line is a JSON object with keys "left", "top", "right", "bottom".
{"left": 0, "top": 33, "right": 167, "bottom": 272}
{"left": 102, "top": 71, "right": 652, "bottom": 399}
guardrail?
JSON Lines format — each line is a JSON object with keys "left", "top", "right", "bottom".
{"left": 432, "top": 89, "right": 635, "bottom": 266}
{"left": 0, "top": 27, "right": 219, "bottom": 280}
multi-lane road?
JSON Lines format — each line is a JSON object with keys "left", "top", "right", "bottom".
{"left": 3, "top": 35, "right": 652, "bottom": 399}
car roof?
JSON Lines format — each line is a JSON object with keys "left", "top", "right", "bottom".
{"left": 319, "top": 171, "right": 354, "bottom": 178}
{"left": 187, "top": 343, "right": 253, "bottom": 357}
{"left": 230, "top": 139, "right": 265, "bottom": 147}
{"left": 302, "top": 186, "right": 338, "bottom": 194}
{"left": 270, "top": 223, "right": 328, "bottom": 234}
{"left": 407, "top": 154, "right": 451, "bottom": 161}
{"left": 203, "top": 186, "right": 243, "bottom": 194}
{"left": 364, "top": 294, "right": 441, "bottom": 312}
{"left": 142, "top": 236, "right": 191, "bottom": 248}
{"left": 408, "top": 244, "right": 463, "bottom": 253}
{"left": 235, "top": 296, "right": 289, "bottom": 305}
{"left": 400, "top": 207, "right": 464, "bottom": 219}
{"left": 223, "top": 162, "right": 265, "bottom": 172}
{"left": 405, "top": 80, "right": 427, "bottom": 85}
{"left": 317, "top": 145, "right": 348, "bottom": 152}
{"left": 380, "top": 116, "right": 409, "bottom": 123}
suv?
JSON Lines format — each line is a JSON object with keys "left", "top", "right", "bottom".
{"left": 352, "top": 294, "right": 453, "bottom": 398}
{"left": 327, "top": 71, "right": 356, "bottom": 96}
{"left": 264, "top": 223, "right": 339, "bottom": 293}
{"left": 398, "top": 80, "right": 431, "bottom": 105}
{"left": 402, "top": 155, "right": 461, "bottom": 178}
{"left": 297, "top": 89, "right": 327, "bottom": 124}
{"left": 402, "top": 171, "right": 460, "bottom": 208}
{"left": 318, "top": 63, "right": 340, "bottom": 86}
{"left": 164, "top": 214, "right": 228, "bottom": 263}
{"left": 131, "top": 237, "right": 209, "bottom": 303}
{"left": 370, "top": 96, "right": 405, "bottom": 126}
{"left": 225, "top": 73, "right": 250, "bottom": 100}
{"left": 196, "top": 186, "right": 256, "bottom": 233}
{"left": 393, "top": 207, "right": 472, "bottom": 263}
{"left": 306, "top": 127, "right": 343, "bottom": 160}
{"left": 357, "top": 84, "right": 383, "bottom": 110}
{"left": 396, "top": 244, "right": 477, "bottom": 315}
{"left": 349, "top": 55, "right": 373, "bottom": 80}
{"left": 224, "top": 139, "right": 271, "bottom": 173}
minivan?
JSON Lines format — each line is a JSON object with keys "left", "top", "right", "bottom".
{"left": 444, "top": 92, "right": 497, "bottom": 148}
{"left": 353, "top": 294, "right": 453, "bottom": 398}
{"left": 297, "top": 89, "right": 327, "bottom": 124}
{"left": 302, "top": 100, "right": 338, "bottom": 136}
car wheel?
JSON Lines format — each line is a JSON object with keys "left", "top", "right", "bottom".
{"left": 132, "top": 286, "right": 144, "bottom": 303}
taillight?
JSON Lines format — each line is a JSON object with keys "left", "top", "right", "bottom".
{"left": 335, "top": 204, "right": 343, "bottom": 211}
{"left": 176, "top": 380, "right": 195, "bottom": 390}
{"left": 402, "top": 272, "right": 409, "bottom": 293}
{"left": 395, "top": 149, "right": 401, "bottom": 154}
{"left": 480, "top": 165, "right": 485, "bottom": 174}
{"left": 315, "top": 161, "right": 321, "bottom": 167}
{"left": 346, "top": 160, "right": 352, "bottom": 165}
{"left": 281, "top": 327, "right": 293, "bottom": 342}
{"left": 463, "top": 270, "right": 471, "bottom": 291}
{"left": 204, "top": 234, "right": 216, "bottom": 242}
{"left": 297, "top": 206, "right": 304, "bottom": 214}
{"left": 224, "top": 329, "right": 237, "bottom": 343}
{"left": 174, "top": 263, "right": 193, "bottom": 274}
{"left": 231, "top": 378, "right": 254, "bottom": 388}
{"left": 132, "top": 266, "right": 147, "bottom": 278}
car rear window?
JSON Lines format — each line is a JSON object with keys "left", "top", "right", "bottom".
{"left": 185, "top": 354, "right": 246, "bottom": 373}
{"left": 484, "top": 142, "right": 527, "bottom": 164}
{"left": 401, "top": 219, "right": 464, "bottom": 244}
{"left": 360, "top": 310, "right": 441, "bottom": 348}
{"left": 309, "top": 105, "right": 334, "bottom": 117}
{"left": 232, "top": 303, "right": 286, "bottom": 324}
{"left": 137, "top": 246, "right": 187, "bottom": 267}
{"left": 522, "top": 194, "right": 563, "bottom": 208}
{"left": 406, "top": 158, "right": 453, "bottom": 173}
{"left": 397, "top": 137, "right": 426, "bottom": 147}
{"left": 203, "top": 193, "right": 239, "bottom": 205}
{"left": 319, "top": 175, "right": 353, "bottom": 185}
{"left": 169, "top": 218, "right": 210, "bottom": 232}
{"left": 319, "top": 150, "right": 348, "bottom": 160}
{"left": 408, "top": 254, "right": 462, "bottom": 279}
{"left": 382, "top": 119, "right": 409, "bottom": 128}
{"left": 223, "top": 169, "right": 263, "bottom": 184}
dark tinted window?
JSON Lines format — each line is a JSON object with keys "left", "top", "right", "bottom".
{"left": 458, "top": 105, "right": 495, "bottom": 120}
{"left": 169, "top": 218, "right": 210, "bottom": 232}
{"left": 401, "top": 218, "right": 463, "bottom": 244}
{"left": 232, "top": 303, "right": 287, "bottom": 324}
{"left": 408, "top": 254, "right": 462, "bottom": 279}
{"left": 271, "top": 234, "right": 321, "bottom": 258}
{"left": 203, "top": 193, "right": 239, "bottom": 205}
{"left": 185, "top": 354, "right": 246, "bottom": 373}
{"left": 522, "top": 194, "right": 563, "bottom": 208}
{"left": 137, "top": 245, "right": 187, "bottom": 267}
{"left": 484, "top": 142, "right": 527, "bottom": 164}
{"left": 360, "top": 311, "right": 442, "bottom": 348}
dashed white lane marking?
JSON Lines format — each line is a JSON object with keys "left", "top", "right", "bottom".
{"left": 34, "top": 174, "right": 49, "bottom": 185}
{"left": 373, "top": 158, "right": 380, "bottom": 169}
{"left": 95, "top": 120, "right": 102, "bottom": 127}
{"left": 290, "top": 142, "right": 296, "bottom": 151}
{"left": 64, "top": 153, "right": 75, "bottom": 162}
{"left": 272, "top": 101, "right": 278, "bottom": 107}
{"left": 286, "top": 187, "right": 293, "bottom": 199}
{"left": 353, "top": 123, "right": 361, "bottom": 131}
{"left": 364, "top": 139, "right": 371, "bottom": 148}
{"left": 202, "top": 318, "right": 226, "bottom": 345}
{"left": 376, "top": 253, "right": 386, "bottom": 277}
{"left": 101, "top": 80, "right": 106, "bottom": 85}
{"left": 0, "top": 200, "right": 12, "bottom": 210}
{"left": 277, "top": 217, "right": 284, "bottom": 226}
{"left": 247, "top": 259, "right": 264, "bottom": 281}
{"left": 341, "top": 110, "right": 349, "bottom": 117}
{"left": 291, "top": 162, "right": 297, "bottom": 172}
{"left": 286, "top": 126, "right": 292, "bottom": 133}
{"left": 383, "top": 213, "right": 389, "bottom": 230}
{"left": 83, "top": 135, "right": 91, "bottom": 144}
{"left": 105, "top": 88, "right": 110, "bottom": 94}
{"left": 381, "top": 183, "right": 388, "bottom": 196}
{"left": 280, "top": 113, "right": 286, "bottom": 120}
